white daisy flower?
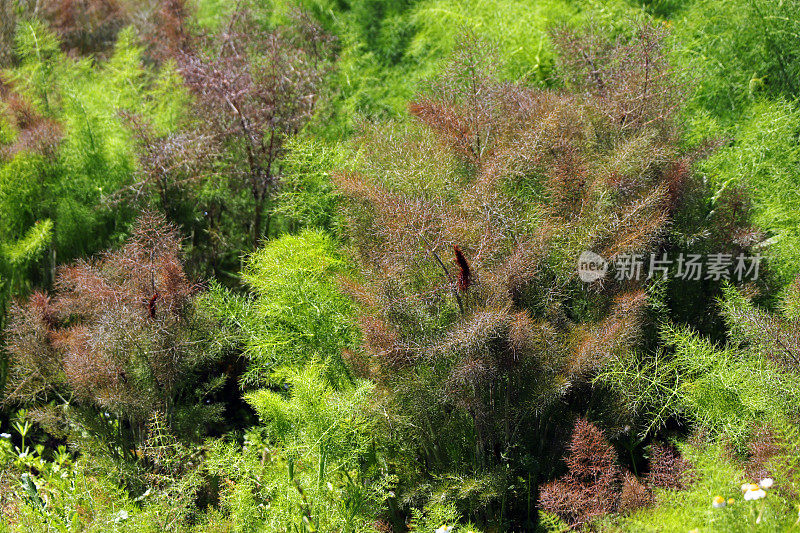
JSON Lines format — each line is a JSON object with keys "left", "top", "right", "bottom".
{"left": 759, "top": 478, "right": 774, "bottom": 489}
{"left": 435, "top": 526, "right": 453, "bottom": 533}
{"left": 744, "top": 488, "right": 766, "bottom": 501}
{"left": 712, "top": 495, "right": 726, "bottom": 508}
{"left": 741, "top": 483, "right": 759, "bottom": 493}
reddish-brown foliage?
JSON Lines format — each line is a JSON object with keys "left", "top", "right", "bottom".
{"left": 356, "top": 313, "right": 416, "bottom": 370}
{"left": 407, "top": 32, "right": 532, "bottom": 176}
{"left": 175, "top": 8, "right": 331, "bottom": 246}
{"left": 115, "top": 111, "right": 211, "bottom": 214}
{"left": 1, "top": 92, "right": 63, "bottom": 160}
{"left": 550, "top": 22, "right": 684, "bottom": 138}
{"left": 144, "top": 0, "right": 191, "bottom": 61}
{"left": 42, "top": 0, "right": 126, "bottom": 57}
{"left": 564, "top": 419, "right": 620, "bottom": 484}
{"left": 540, "top": 419, "right": 624, "bottom": 528}
{"left": 645, "top": 443, "right": 694, "bottom": 490}
{"left": 618, "top": 471, "right": 653, "bottom": 514}
{"left": 372, "top": 520, "right": 394, "bottom": 533}
{"left": 721, "top": 287, "right": 800, "bottom": 373}
{"left": 4, "top": 213, "right": 212, "bottom": 443}
{"left": 570, "top": 290, "right": 648, "bottom": 377}
{"left": 3, "top": 292, "right": 62, "bottom": 403}
{"left": 744, "top": 425, "right": 782, "bottom": 482}
{"left": 1, "top": 0, "right": 193, "bottom": 62}
{"left": 334, "top": 25, "right": 707, "bottom": 519}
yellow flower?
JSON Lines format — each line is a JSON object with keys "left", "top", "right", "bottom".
{"left": 727, "top": 498, "right": 735, "bottom": 506}
{"left": 712, "top": 495, "right": 726, "bottom": 508}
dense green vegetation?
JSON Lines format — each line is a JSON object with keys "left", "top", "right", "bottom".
{"left": 2, "top": 0, "right": 800, "bottom": 531}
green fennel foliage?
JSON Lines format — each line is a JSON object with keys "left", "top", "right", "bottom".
{"left": 207, "top": 229, "right": 359, "bottom": 390}
{"left": 671, "top": 0, "right": 800, "bottom": 121}
{"left": 0, "top": 219, "right": 52, "bottom": 323}
{"left": 274, "top": 137, "right": 349, "bottom": 234}
{"left": 697, "top": 99, "right": 800, "bottom": 287}
{"left": 0, "top": 21, "right": 187, "bottom": 282}
{"left": 599, "top": 284, "right": 800, "bottom": 447}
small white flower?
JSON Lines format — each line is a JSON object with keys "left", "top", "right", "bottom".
{"left": 741, "top": 483, "right": 759, "bottom": 493}
{"left": 114, "top": 509, "right": 129, "bottom": 523}
{"left": 744, "top": 488, "right": 766, "bottom": 501}
{"left": 759, "top": 478, "right": 774, "bottom": 489}
{"left": 712, "top": 495, "right": 726, "bottom": 508}
{"left": 435, "top": 526, "right": 453, "bottom": 533}
{"left": 0, "top": 433, "right": 10, "bottom": 439}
